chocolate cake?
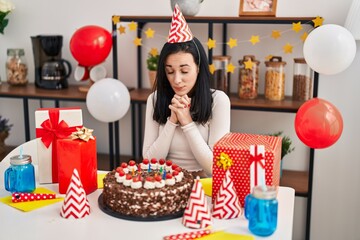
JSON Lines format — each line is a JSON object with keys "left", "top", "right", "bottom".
{"left": 102, "top": 159, "right": 194, "bottom": 218}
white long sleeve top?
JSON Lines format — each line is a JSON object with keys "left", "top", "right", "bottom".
{"left": 142, "top": 90, "right": 231, "bottom": 176}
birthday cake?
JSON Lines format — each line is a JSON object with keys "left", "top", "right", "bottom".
{"left": 102, "top": 158, "right": 194, "bottom": 218}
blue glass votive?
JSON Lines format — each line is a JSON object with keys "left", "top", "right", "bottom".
{"left": 4, "top": 155, "right": 36, "bottom": 193}
{"left": 247, "top": 185, "right": 278, "bottom": 237}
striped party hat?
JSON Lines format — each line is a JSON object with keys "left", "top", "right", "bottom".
{"left": 168, "top": 4, "right": 194, "bottom": 43}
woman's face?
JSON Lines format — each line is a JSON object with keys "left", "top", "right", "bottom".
{"left": 165, "top": 52, "right": 198, "bottom": 96}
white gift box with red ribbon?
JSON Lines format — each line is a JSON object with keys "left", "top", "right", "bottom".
{"left": 35, "top": 107, "right": 83, "bottom": 184}
{"left": 212, "top": 133, "right": 282, "bottom": 206}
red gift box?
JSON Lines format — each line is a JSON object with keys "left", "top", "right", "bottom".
{"left": 57, "top": 137, "right": 97, "bottom": 194}
{"left": 35, "top": 107, "right": 83, "bottom": 183}
{"left": 212, "top": 133, "right": 282, "bottom": 206}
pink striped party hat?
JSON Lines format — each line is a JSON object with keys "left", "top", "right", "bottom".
{"left": 168, "top": 4, "right": 194, "bottom": 43}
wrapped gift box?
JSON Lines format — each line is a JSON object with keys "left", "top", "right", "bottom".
{"left": 212, "top": 133, "right": 282, "bottom": 206}
{"left": 35, "top": 108, "right": 83, "bottom": 183}
{"left": 57, "top": 137, "right": 97, "bottom": 194}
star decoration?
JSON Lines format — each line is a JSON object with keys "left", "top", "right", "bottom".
{"left": 118, "top": 25, "right": 126, "bottom": 34}
{"left": 244, "top": 59, "right": 254, "bottom": 70}
{"left": 209, "top": 64, "right": 216, "bottom": 74}
{"left": 300, "top": 32, "right": 308, "bottom": 42}
{"left": 128, "top": 21, "right": 138, "bottom": 31}
{"left": 145, "top": 28, "right": 155, "bottom": 38}
{"left": 283, "top": 43, "right": 293, "bottom": 54}
{"left": 207, "top": 38, "right": 216, "bottom": 50}
{"left": 133, "top": 37, "right": 142, "bottom": 46}
{"left": 249, "top": 35, "right": 260, "bottom": 45}
{"left": 265, "top": 55, "right": 273, "bottom": 61}
{"left": 312, "top": 16, "right": 324, "bottom": 28}
{"left": 271, "top": 30, "right": 281, "bottom": 39}
{"left": 292, "top": 22, "right": 303, "bottom": 33}
{"left": 71, "top": 127, "right": 95, "bottom": 142}
{"left": 226, "top": 63, "right": 235, "bottom": 73}
{"left": 149, "top": 48, "right": 158, "bottom": 57}
{"left": 112, "top": 16, "right": 120, "bottom": 25}
{"left": 227, "top": 38, "right": 238, "bottom": 49}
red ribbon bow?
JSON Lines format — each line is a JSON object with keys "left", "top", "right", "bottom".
{"left": 36, "top": 109, "right": 78, "bottom": 148}
{"left": 249, "top": 145, "right": 265, "bottom": 186}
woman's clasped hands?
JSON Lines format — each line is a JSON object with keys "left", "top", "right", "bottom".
{"left": 169, "top": 94, "right": 192, "bottom": 126}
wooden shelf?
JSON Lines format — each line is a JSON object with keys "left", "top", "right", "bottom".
{"left": 280, "top": 170, "right": 309, "bottom": 197}
{"left": 130, "top": 88, "right": 305, "bottom": 113}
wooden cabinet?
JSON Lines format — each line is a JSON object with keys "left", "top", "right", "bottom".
{"left": 112, "top": 15, "right": 317, "bottom": 240}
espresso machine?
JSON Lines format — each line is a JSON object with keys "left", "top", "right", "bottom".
{"left": 31, "top": 35, "right": 72, "bottom": 89}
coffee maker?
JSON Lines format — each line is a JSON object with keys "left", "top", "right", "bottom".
{"left": 31, "top": 35, "right": 72, "bottom": 89}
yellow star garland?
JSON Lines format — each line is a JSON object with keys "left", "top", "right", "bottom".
{"left": 227, "top": 38, "right": 238, "bottom": 49}
{"left": 128, "top": 21, "right": 138, "bottom": 31}
{"left": 145, "top": 28, "right": 155, "bottom": 38}
{"left": 249, "top": 35, "right": 260, "bottom": 45}
{"left": 149, "top": 48, "right": 158, "bottom": 57}
{"left": 265, "top": 55, "right": 273, "bottom": 61}
{"left": 300, "top": 32, "right": 308, "bottom": 42}
{"left": 216, "top": 152, "right": 233, "bottom": 171}
{"left": 271, "top": 30, "right": 281, "bottom": 39}
{"left": 209, "top": 64, "right": 216, "bottom": 74}
{"left": 227, "top": 63, "right": 235, "bottom": 73}
{"left": 112, "top": 16, "right": 120, "bottom": 25}
{"left": 292, "top": 22, "right": 303, "bottom": 33}
{"left": 207, "top": 38, "right": 216, "bottom": 50}
{"left": 118, "top": 25, "right": 126, "bottom": 34}
{"left": 133, "top": 37, "right": 142, "bottom": 46}
{"left": 312, "top": 16, "right": 324, "bottom": 28}
{"left": 244, "top": 59, "right": 254, "bottom": 70}
{"left": 283, "top": 43, "right": 293, "bottom": 53}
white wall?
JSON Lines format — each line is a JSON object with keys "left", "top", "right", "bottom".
{"left": 1, "top": 0, "right": 359, "bottom": 239}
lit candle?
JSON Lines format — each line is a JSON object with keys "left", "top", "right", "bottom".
{"left": 162, "top": 170, "right": 166, "bottom": 180}
{"left": 148, "top": 163, "right": 151, "bottom": 173}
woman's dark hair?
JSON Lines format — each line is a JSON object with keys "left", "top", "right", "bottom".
{"left": 152, "top": 37, "right": 213, "bottom": 125}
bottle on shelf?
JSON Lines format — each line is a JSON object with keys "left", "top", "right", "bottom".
{"left": 211, "top": 55, "right": 231, "bottom": 94}
{"left": 238, "top": 55, "right": 260, "bottom": 99}
{"left": 264, "top": 56, "right": 286, "bottom": 101}
{"left": 6, "top": 48, "right": 28, "bottom": 86}
{"left": 292, "top": 58, "right": 313, "bottom": 101}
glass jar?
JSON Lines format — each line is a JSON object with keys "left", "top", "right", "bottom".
{"left": 265, "top": 56, "right": 286, "bottom": 101}
{"left": 4, "top": 155, "right": 36, "bottom": 193}
{"left": 238, "top": 55, "right": 260, "bottom": 99}
{"left": 6, "top": 48, "right": 28, "bottom": 86}
{"left": 292, "top": 58, "right": 313, "bottom": 101}
{"left": 246, "top": 185, "right": 278, "bottom": 237}
{"left": 211, "top": 55, "right": 231, "bottom": 94}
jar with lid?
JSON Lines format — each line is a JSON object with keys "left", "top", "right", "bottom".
{"left": 264, "top": 56, "right": 286, "bottom": 101}
{"left": 6, "top": 48, "right": 28, "bottom": 86}
{"left": 292, "top": 58, "right": 313, "bottom": 101}
{"left": 4, "top": 155, "right": 36, "bottom": 193}
{"left": 238, "top": 55, "right": 260, "bottom": 99}
{"left": 211, "top": 55, "right": 231, "bottom": 94}
{"left": 245, "top": 185, "right": 278, "bottom": 237}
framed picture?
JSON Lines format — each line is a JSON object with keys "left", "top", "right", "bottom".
{"left": 239, "top": 0, "right": 277, "bottom": 17}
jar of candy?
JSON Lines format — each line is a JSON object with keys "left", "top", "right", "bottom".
{"left": 292, "top": 58, "right": 313, "bottom": 101}
{"left": 6, "top": 48, "right": 28, "bottom": 86}
{"left": 238, "top": 55, "right": 260, "bottom": 99}
{"left": 265, "top": 56, "right": 286, "bottom": 101}
{"left": 211, "top": 55, "right": 231, "bottom": 94}
{"left": 4, "top": 155, "right": 36, "bottom": 193}
{"left": 246, "top": 185, "right": 278, "bottom": 237}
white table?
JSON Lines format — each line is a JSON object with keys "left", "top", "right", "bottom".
{"left": 0, "top": 140, "right": 295, "bottom": 240}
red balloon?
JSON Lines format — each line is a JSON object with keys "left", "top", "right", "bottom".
{"left": 295, "top": 98, "right": 343, "bottom": 149}
{"left": 70, "top": 25, "right": 112, "bottom": 67}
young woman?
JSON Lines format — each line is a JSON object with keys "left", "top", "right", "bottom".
{"left": 142, "top": 36, "right": 231, "bottom": 177}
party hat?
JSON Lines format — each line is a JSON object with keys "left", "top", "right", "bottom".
{"left": 60, "top": 168, "right": 90, "bottom": 219}
{"left": 212, "top": 170, "right": 242, "bottom": 219}
{"left": 182, "top": 177, "right": 212, "bottom": 229}
{"left": 168, "top": 4, "right": 194, "bottom": 43}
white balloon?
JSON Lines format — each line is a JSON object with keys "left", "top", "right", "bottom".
{"left": 303, "top": 24, "right": 356, "bottom": 75}
{"left": 86, "top": 78, "right": 130, "bottom": 123}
